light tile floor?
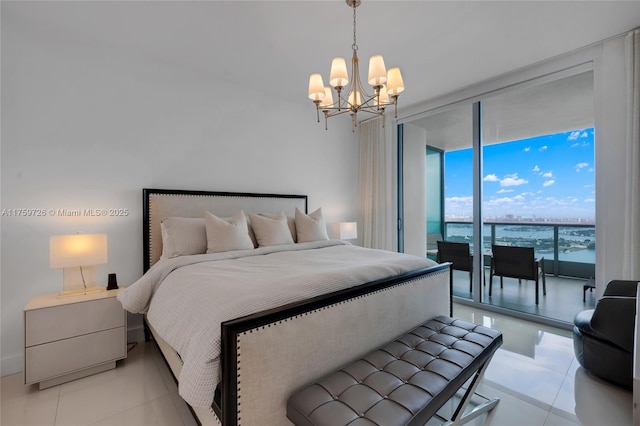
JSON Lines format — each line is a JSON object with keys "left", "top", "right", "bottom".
{"left": 0, "top": 303, "right": 633, "bottom": 425}
{"left": 0, "top": 342, "right": 197, "bottom": 426}
{"left": 452, "top": 271, "right": 597, "bottom": 324}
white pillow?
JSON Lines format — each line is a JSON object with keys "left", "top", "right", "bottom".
{"left": 295, "top": 207, "right": 329, "bottom": 243}
{"left": 248, "top": 211, "right": 295, "bottom": 247}
{"left": 160, "top": 217, "right": 207, "bottom": 259}
{"left": 204, "top": 210, "right": 254, "bottom": 254}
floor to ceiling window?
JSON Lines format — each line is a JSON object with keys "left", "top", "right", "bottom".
{"left": 398, "top": 67, "right": 595, "bottom": 326}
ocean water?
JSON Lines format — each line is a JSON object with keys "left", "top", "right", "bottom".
{"left": 442, "top": 223, "right": 596, "bottom": 264}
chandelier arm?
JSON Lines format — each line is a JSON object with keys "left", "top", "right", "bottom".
{"left": 322, "top": 108, "right": 357, "bottom": 119}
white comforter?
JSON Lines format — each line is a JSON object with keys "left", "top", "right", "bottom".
{"left": 117, "top": 240, "right": 437, "bottom": 408}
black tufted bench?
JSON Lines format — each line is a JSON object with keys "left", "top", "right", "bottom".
{"left": 287, "top": 316, "right": 502, "bottom": 426}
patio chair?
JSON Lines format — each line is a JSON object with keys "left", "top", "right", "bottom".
{"left": 437, "top": 241, "right": 473, "bottom": 293}
{"left": 489, "top": 245, "right": 546, "bottom": 305}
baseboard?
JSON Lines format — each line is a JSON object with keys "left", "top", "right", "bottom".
{"left": 1, "top": 354, "right": 23, "bottom": 377}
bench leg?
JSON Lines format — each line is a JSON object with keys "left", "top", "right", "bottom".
{"left": 441, "top": 353, "right": 500, "bottom": 426}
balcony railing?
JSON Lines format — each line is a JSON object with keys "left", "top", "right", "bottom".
{"left": 443, "top": 221, "right": 595, "bottom": 279}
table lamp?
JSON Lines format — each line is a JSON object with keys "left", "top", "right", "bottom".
{"left": 338, "top": 222, "right": 358, "bottom": 240}
{"left": 50, "top": 234, "right": 108, "bottom": 296}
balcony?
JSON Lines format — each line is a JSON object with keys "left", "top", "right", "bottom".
{"left": 451, "top": 270, "right": 595, "bottom": 324}
{"left": 443, "top": 220, "right": 595, "bottom": 279}
{"left": 442, "top": 221, "right": 596, "bottom": 325}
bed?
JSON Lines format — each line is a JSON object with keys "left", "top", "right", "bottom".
{"left": 117, "top": 188, "right": 451, "bottom": 426}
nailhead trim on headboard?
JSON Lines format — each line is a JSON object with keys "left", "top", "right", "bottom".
{"left": 143, "top": 189, "right": 307, "bottom": 271}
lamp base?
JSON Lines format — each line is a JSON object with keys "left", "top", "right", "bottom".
{"left": 58, "top": 286, "right": 105, "bottom": 297}
{"left": 58, "top": 266, "right": 104, "bottom": 297}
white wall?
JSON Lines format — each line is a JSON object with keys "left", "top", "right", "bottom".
{"left": 1, "top": 12, "right": 358, "bottom": 375}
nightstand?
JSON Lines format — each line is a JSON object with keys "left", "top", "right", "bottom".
{"left": 24, "top": 288, "right": 127, "bottom": 389}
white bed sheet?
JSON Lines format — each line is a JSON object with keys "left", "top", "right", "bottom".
{"left": 118, "top": 240, "right": 437, "bottom": 408}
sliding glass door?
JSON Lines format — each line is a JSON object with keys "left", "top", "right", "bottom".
{"left": 398, "top": 68, "right": 595, "bottom": 324}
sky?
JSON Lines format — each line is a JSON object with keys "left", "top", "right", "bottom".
{"left": 444, "top": 128, "right": 595, "bottom": 220}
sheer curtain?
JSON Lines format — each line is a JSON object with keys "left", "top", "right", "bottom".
{"left": 359, "top": 117, "right": 394, "bottom": 250}
{"left": 623, "top": 29, "right": 640, "bottom": 279}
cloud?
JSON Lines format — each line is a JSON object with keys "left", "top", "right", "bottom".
{"left": 571, "top": 140, "right": 591, "bottom": 148}
{"left": 543, "top": 180, "right": 555, "bottom": 187}
{"left": 575, "top": 162, "right": 589, "bottom": 171}
{"left": 524, "top": 147, "right": 531, "bottom": 152}
{"left": 539, "top": 146, "right": 548, "bottom": 151}
{"left": 500, "top": 174, "right": 528, "bottom": 187}
{"left": 444, "top": 196, "right": 473, "bottom": 215}
{"left": 568, "top": 131, "right": 581, "bottom": 140}
{"left": 532, "top": 165, "right": 540, "bottom": 172}
{"left": 542, "top": 171, "right": 553, "bottom": 178}
{"left": 584, "top": 198, "right": 595, "bottom": 203}
{"left": 446, "top": 196, "right": 473, "bottom": 204}
{"left": 497, "top": 189, "right": 514, "bottom": 193}
{"left": 483, "top": 174, "right": 499, "bottom": 182}
{"left": 486, "top": 197, "right": 516, "bottom": 206}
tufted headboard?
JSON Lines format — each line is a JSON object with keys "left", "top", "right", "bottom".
{"left": 143, "top": 189, "right": 308, "bottom": 272}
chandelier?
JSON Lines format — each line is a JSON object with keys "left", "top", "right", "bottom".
{"left": 307, "top": 0, "right": 405, "bottom": 131}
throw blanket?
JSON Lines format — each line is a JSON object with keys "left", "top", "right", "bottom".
{"left": 118, "top": 240, "right": 437, "bottom": 408}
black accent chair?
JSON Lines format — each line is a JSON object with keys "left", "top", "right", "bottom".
{"left": 489, "top": 245, "right": 546, "bottom": 305}
{"left": 437, "top": 241, "right": 473, "bottom": 293}
{"left": 573, "top": 280, "right": 638, "bottom": 390}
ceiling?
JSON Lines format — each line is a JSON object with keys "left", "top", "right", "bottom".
{"left": 4, "top": 1, "right": 640, "bottom": 112}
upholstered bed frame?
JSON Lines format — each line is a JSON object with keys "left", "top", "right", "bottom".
{"left": 142, "top": 188, "right": 451, "bottom": 426}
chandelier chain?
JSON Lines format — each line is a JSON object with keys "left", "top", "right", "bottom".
{"left": 352, "top": 3, "right": 358, "bottom": 51}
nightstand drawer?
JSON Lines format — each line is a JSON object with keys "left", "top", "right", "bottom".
{"left": 25, "top": 297, "right": 125, "bottom": 347}
{"left": 25, "top": 326, "right": 125, "bottom": 384}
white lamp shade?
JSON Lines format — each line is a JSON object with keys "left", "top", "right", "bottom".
{"left": 368, "top": 55, "right": 387, "bottom": 86}
{"left": 329, "top": 57, "right": 349, "bottom": 87}
{"left": 348, "top": 90, "right": 361, "bottom": 108}
{"left": 376, "top": 85, "right": 390, "bottom": 106}
{"left": 320, "top": 87, "right": 334, "bottom": 108}
{"left": 308, "top": 74, "right": 326, "bottom": 101}
{"left": 50, "top": 234, "right": 108, "bottom": 268}
{"left": 386, "top": 67, "right": 405, "bottom": 96}
{"left": 339, "top": 222, "right": 358, "bottom": 240}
